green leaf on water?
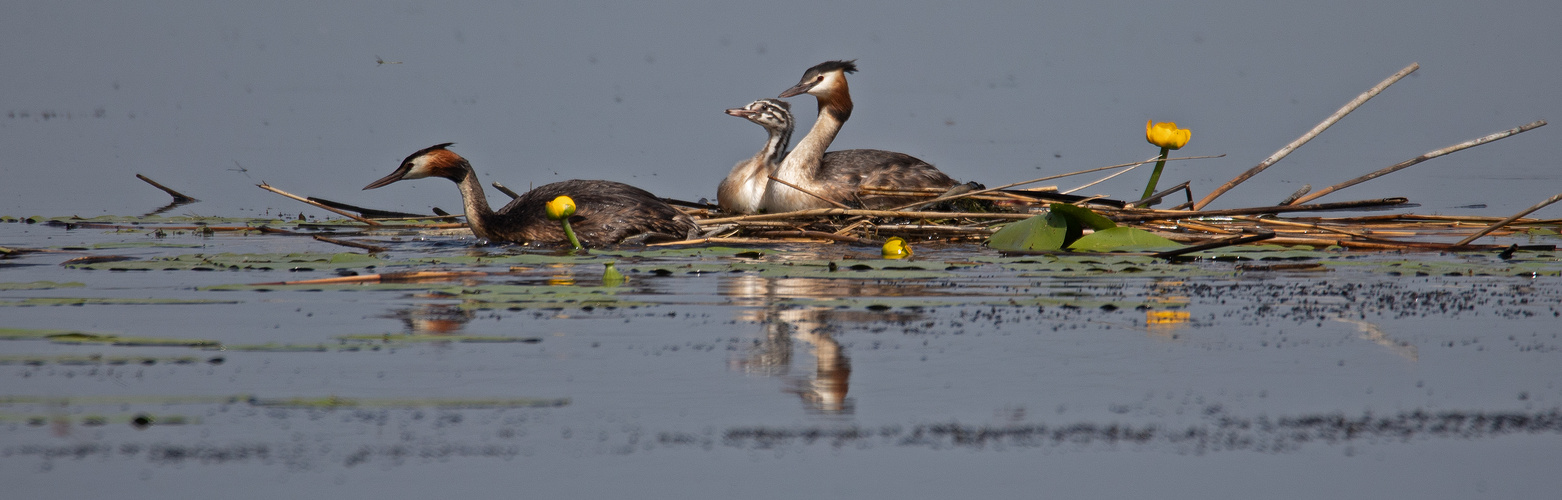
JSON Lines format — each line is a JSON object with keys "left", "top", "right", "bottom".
{"left": 987, "top": 211, "right": 1069, "bottom": 251}
{"left": 0, "top": 281, "right": 86, "bottom": 290}
{"left": 0, "top": 298, "right": 238, "bottom": 307}
{"left": 1048, "top": 203, "right": 1117, "bottom": 230}
{"left": 1067, "top": 227, "right": 1182, "bottom": 252}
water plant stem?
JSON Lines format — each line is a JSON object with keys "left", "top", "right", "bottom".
{"left": 559, "top": 218, "right": 583, "bottom": 251}
{"left": 1140, "top": 148, "right": 1171, "bottom": 200}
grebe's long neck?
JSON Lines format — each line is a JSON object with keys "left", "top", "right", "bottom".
{"left": 777, "top": 90, "right": 850, "bottom": 184}
{"left": 763, "top": 121, "right": 792, "bottom": 166}
{"left": 453, "top": 164, "right": 500, "bottom": 241}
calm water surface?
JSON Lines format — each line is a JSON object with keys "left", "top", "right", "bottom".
{"left": 4, "top": 1, "right": 1562, "bottom": 498}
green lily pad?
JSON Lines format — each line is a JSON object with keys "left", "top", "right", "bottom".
{"left": 1067, "top": 227, "right": 1182, "bottom": 252}
{"left": 0, "top": 297, "right": 238, "bottom": 307}
{"left": 0, "top": 281, "right": 86, "bottom": 290}
{"left": 988, "top": 211, "right": 1069, "bottom": 251}
{"left": 1049, "top": 203, "right": 1117, "bottom": 230}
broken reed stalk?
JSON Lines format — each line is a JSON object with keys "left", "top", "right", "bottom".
{"left": 257, "top": 182, "right": 382, "bottom": 226}
{"left": 884, "top": 154, "right": 1225, "bottom": 211}
{"left": 491, "top": 181, "right": 522, "bottom": 200}
{"left": 1288, "top": 119, "right": 1548, "bottom": 205}
{"left": 751, "top": 230, "right": 867, "bottom": 243}
{"left": 1453, "top": 192, "right": 1562, "bottom": 246}
{"left": 766, "top": 175, "right": 852, "bottom": 209}
{"left": 311, "top": 234, "right": 388, "bottom": 253}
{"left": 251, "top": 270, "right": 492, "bottom": 286}
{"left": 1151, "top": 232, "right": 1276, "bottom": 259}
{"left": 1109, "top": 197, "right": 1409, "bottom": 223}
{"left": 1193, "top": 62, "right": 1420, "bottom": 210}
{"left": 136, "top": 174, "right": 198, "bottom": 202}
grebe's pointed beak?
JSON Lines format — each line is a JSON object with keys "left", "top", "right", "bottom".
{"left": 363, "top": 164, "right": 412, "bottom": 190}
{"left": 725, "top": 107, "right": 757, "bottom": 117}
{"left": 778, "top": 81, "right": 813, "bottom": 99}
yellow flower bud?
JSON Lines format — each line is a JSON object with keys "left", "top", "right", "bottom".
{"left": 881, "top": 236, "right": 911, "bottom": 259}
{"left": 546, "top": 195, "right": 577, "bottom": 221}
{"left": 1146, "top": 120, "right": 1191, "bottom": 150}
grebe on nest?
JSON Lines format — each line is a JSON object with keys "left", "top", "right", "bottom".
{"left": 718, "top": 98, "right": 793, "bottom": 214}
{"left": 364, "top": 143, "right": 697, "bottom": 246}
{"left": 760, "top": 60, "right": 968, "bottom": 213}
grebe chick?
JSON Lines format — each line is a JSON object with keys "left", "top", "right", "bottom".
{"left": 761, "top": 60, "right": 964, "bottom": 213}
{"left": 364, "top": 143, "right": 697, "bottom": 246}
{"left": 718, "top": 98, "right": 793, "bottom": 214}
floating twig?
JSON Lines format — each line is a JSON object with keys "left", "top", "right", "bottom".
{"left": 491, "top": 181, "right": 522, "bottom": 200}
{"left": 1288, "top": 120, "right": 1547, "bottom": 205}
{"left": 1152, "top": 232, "right": 1277, "bottom": 259}
{"left": 136, "top": 174, "right": 198, "bottom": 203}
{"left": 307, "top": 197, "right": 434, "bottom": 219}
{"left": 257, "top": 183, "right": 381, "bottom": 226}
{"left": 751, "top": 230, "right": 867, "bottom": 243}
{"left": 1453, "top": 192, "right": 1562, "bottom": 247}
{"left": 311, "top": 235, "right": 389, "bottom": 253}
{"left": 1194, "top": 62, "right": 1420, "bottom": 210}
{"left": 1110, "top": 197, "right": 1410, "bottom": 223}
{"left": 251, "top": 270, "right": 491, "bottom": 286}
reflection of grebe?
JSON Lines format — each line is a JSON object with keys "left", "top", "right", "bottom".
{"left": 719, "top": 99, "right": 793, "bottom": 214}
{"left": 364, "top": 143, "right": 697, "bottom": 246}
{"left": 762, "top": 60, "right": 964, "bottom": 213}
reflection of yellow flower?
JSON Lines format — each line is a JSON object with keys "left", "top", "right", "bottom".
{"left": 1146, "top": 310, "right": 1190, "bottom": 325}
{"left": 1146, "top": 310, "right": 1191, "bottom": 338}
{"left": 546, "top": 196, "right": 577, "bottom": 220}
{"left": 1145, "top": 121, "right": 1191, "bottom": 150}
{"left": 882, "top": 237, "right": 911, "bottom": 259}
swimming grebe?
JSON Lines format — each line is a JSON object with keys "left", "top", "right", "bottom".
{"left": 363, "top": 143, "right": 697, "bottom": 246}
{"left": 760, "top": 60, "right": 963, "bottom": 213}
{"left": 718, "top": 98, "right": 793, "bottom": 214}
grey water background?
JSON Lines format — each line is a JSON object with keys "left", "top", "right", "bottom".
{"left": 5, "top": 2, "right": 1562, "bottom": 499}
{"left": 2, "top": 1, "right": 1559, "bottom": 217}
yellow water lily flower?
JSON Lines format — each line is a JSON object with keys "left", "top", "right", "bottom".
{"left": 546, "top": 195, "right": 577, "bottom": 221}
{"left": 1145, "top": 120, "right": 1191, "bottom": 150}
{"left": 882, "top": 236, "right": 911, "bottom": 259}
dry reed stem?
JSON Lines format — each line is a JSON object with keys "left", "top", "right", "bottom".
{"left": 258, "top": 183, "right": 382, "bottom": 226}
{"left": 1454, "top": 192, "right": 1562, "bottom": 246}
{"left": 1290, "top": 120, "right": 1548, "bottom": 205}
{"left": 251, "top": 270, "right": 492, "bottom": 286}
{"left": 1194, "top": 62, "right": 1420, "bottom": 210}
{"left": 1110, "top": 197, "right": 1409, "bottom": 223}
{"left": 136, "top": 174, "right": 198, "bottom": 202}
{"left": 311, "top": 235, "right": 388, "bottom": 253}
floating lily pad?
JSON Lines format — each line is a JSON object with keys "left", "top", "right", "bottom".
{"left": 1067, "top": 227, "right": 1182, "bottom": 252}
{"left": 0, "top": 281, "right": 86, "bottom": 290}
{"left": 0, "top": 298, "right": 238, "bottom": 307}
